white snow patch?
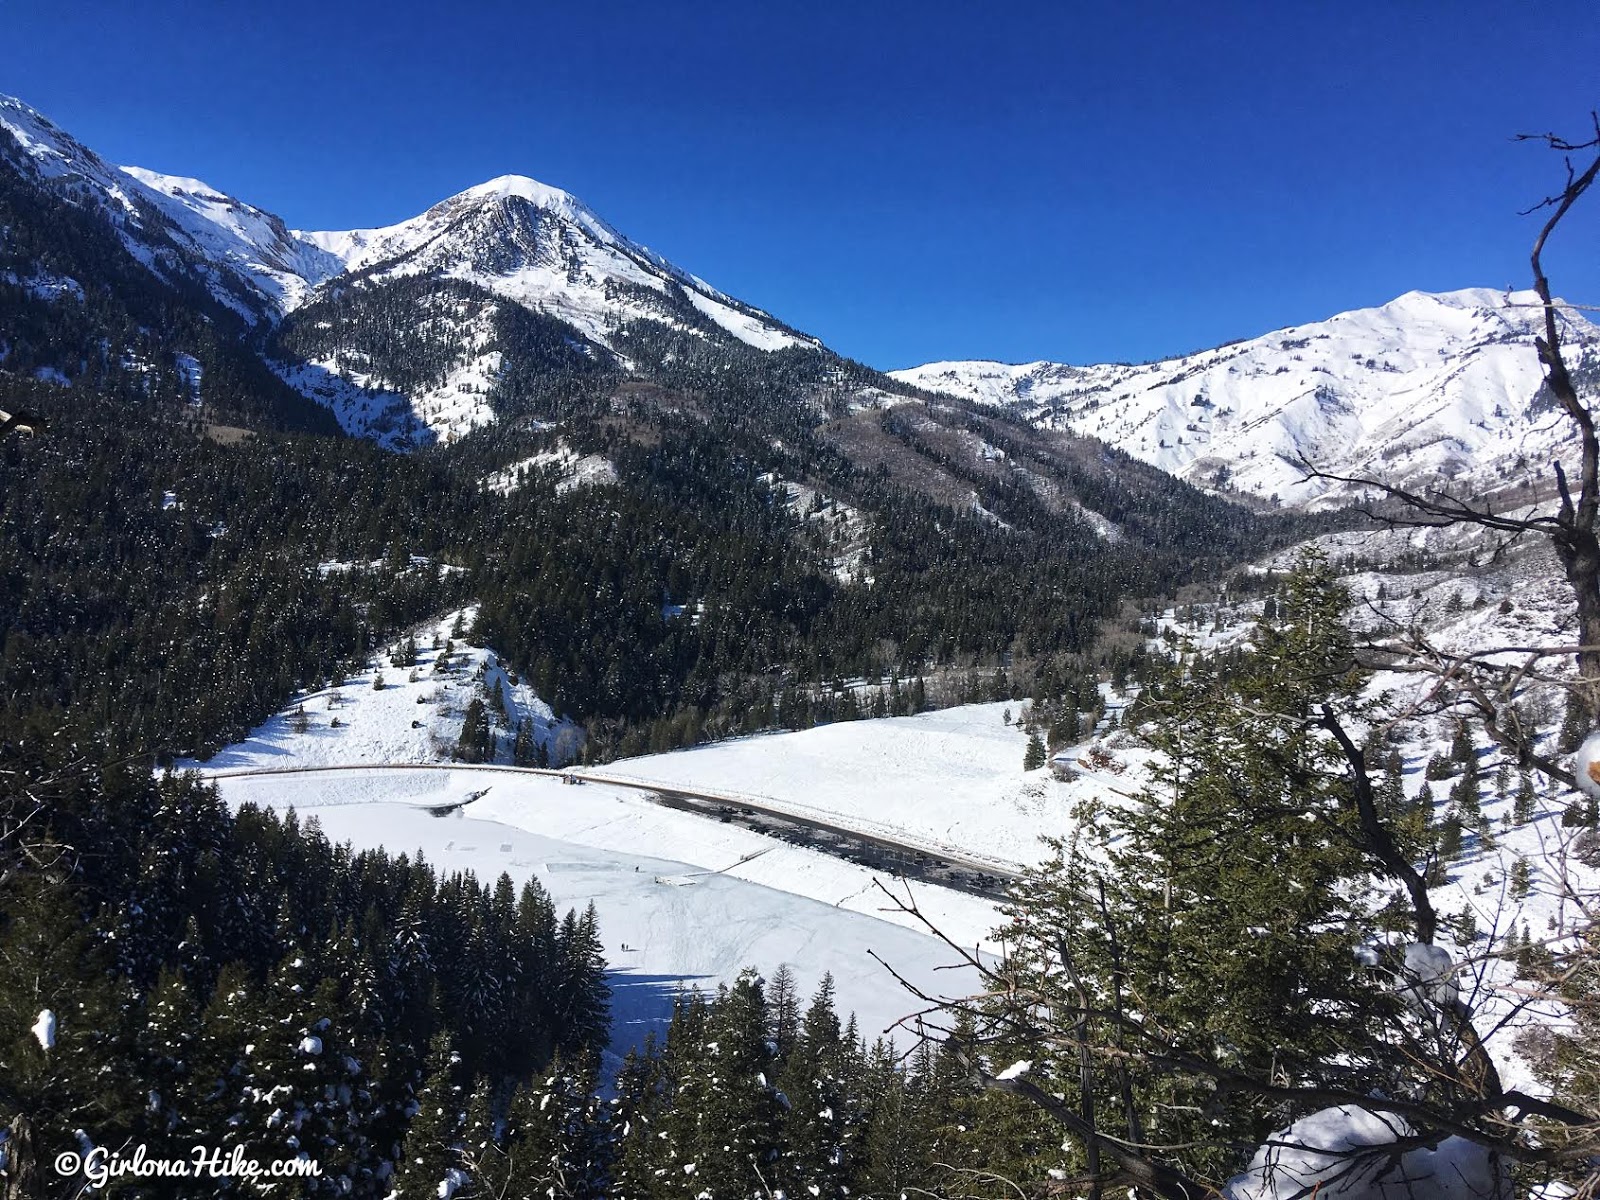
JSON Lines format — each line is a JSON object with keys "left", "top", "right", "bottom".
{"left": 485, "top": 441, "right": 617, "bottom": 495}
{"left": 603, "top": 702, "right": 1122, "bottom": 868}
{"left": 1225, "top": 1105, "right": 1506, "bottom": 1199}
{"left": 31, "top": 1009, "right": 55, "bottom": 1051}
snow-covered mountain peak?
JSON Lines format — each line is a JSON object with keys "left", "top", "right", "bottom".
{"left": 3, "top": 93, "right": 814, "bottom": 358}
{"left": 459, "top": 173, "right": 603, "bottom": 224}
{"left": 893, "top": 287, "right": 1599, "bottom": 509}
{"left": 300, "top": 171, "right": 628, "bottom": 274}
{"left": 295, "top": 171, "right": 813, "bottom": 354}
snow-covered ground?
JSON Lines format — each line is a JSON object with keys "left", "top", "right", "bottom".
{"left": 184, "top": 611, "right": 999, "bottom": 1055}
{"left": 181, "top": 526, "right": 1592, "bottom": 1120}
{"left": 602, "top": 702, "right": 1140, "bottom": 868}
{"left": 269, "top": 359, "right": 435, "bottom": 451}
{"left": 180, "top": 609, "right": 572, "bottom": 771}
{"left": 209, "top": 770, "right": 987, "bottom": 1055}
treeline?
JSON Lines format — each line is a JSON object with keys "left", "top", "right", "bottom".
{"left": 379, "top": 966, "right": 1060, "bottom": 1200}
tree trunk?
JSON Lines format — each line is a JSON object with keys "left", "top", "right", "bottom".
{"left": 2, "top": 1113, "right": 42, "bottom": 1200}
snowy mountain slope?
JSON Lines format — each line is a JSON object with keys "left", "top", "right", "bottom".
{"left": 894, "top": 289, "right": 1600, "bottom": 509}
{"left": 178, "top": 607, "right": 574, "bottom": 770}
{"left": 0, "top": 89, "right": 812, "bottom": 356}
{"left": 297, "top": 173, "right": 817, "bottom": 353}
{"left": 2, "top": 92, "right": 825, "bottom": 441}
{"left": 0, "top": 95, "right": 292, "bottom": 322}
{"left": 119, "top": 165, "right": 345, "bottom": 311}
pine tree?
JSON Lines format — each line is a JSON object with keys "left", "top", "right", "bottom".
{"left": 606, "top": 1041, "right": 660, "bottom": 1200}
{"left": 1022, "top": 732, "right": 1046, "bottom": 771}
{"left": 133, "top": 966, "right": 201, "bottom": 1158}
{"left": 767, "top": 964, "right": 801, "bottom": 1058}
{"left": 989, "top": 554, "right": 1413, "bottom": 1180}
{"left": 855, "top": 1039, "right": 926, "bottom": 1200}
{"left": 775, "top": 974, "right": 854, "bottom": 1199}
{"left": 613, "top": 995, "right": 708, "bottom": 1198}
{"left": 701, "top": 971, "right": 784, "bottom": 1197}
{"left": 501, "top": 1054, "right": 605, "bottom": 1200}
{"left": 1439, "top": 808, "right": 1465, "bottom": 862}
{"left": 512, "top": 717, "right": 538, "bottom": 767}
{"left": 190, "top": 960, "right": 271, "bottom": 1168}
{"left": 460, "top": 1073, "right": 510, "bottom": 1197}
{"left": 391, "top": 1032, "right": 464, "bottom": 1199}
{"left": 554, "top": 904, "right": 610, "bottom": 1056}
{"left": 0, "top": 869, "right": 140, "bottom": 1187}
{"left": 457, "top": 697, "right": 494, "bottom": 763}
{"left": 1451, "top": 764, "right": 1483, "bottom": 826}
{"left": 1558, "top": 688, "right": 1589, "bottom": 753}
{"left": 1514, "top": 769, "right": 1538, "bottom": 825}
{"left": 1510, "top": 856, "right": 1534, "bottom": 900}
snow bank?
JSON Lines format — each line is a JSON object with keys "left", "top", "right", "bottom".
{"left": 1225, "top": 1105, "right": 1507, "bottom": 1199}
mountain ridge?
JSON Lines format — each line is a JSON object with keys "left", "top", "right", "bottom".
{"left": 0, "top": 92, "right": 815, "bottom": 356}
{"left": 5, "top": 88, "right": 1591, "bottom": 511}
{"left": 893, "top": 287, "right": 1600, "bottom": 509}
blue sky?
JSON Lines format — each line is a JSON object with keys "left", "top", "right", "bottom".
{"left": 2, "top": 1, "right": 1596, "bottom": 369}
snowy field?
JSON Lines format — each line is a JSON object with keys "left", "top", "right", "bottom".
{"left": 601, "top": 702, "right": 1129, "bottom": 867}
{"left": 212, "top": 768, "right": 991, "bottom": 1059}
{"left": 185, "top": 612, "right": 1003, "bottom": 1056}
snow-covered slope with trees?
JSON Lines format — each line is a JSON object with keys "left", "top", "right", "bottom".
{"left": 0, "top": 94, "right": 287, "bottom": 321}
{"left": 894, "top": 289, "right": 1600, "bottom": 509}
{"left": 118, "top": 165, "right": 346, "bottom": 311}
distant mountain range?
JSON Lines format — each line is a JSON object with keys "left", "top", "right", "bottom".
{"left": 895, "top": 288, "right": 1599, "bottom": 509}
{"left": 3, "top": 91, "right": 1592, "bottom": 508}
